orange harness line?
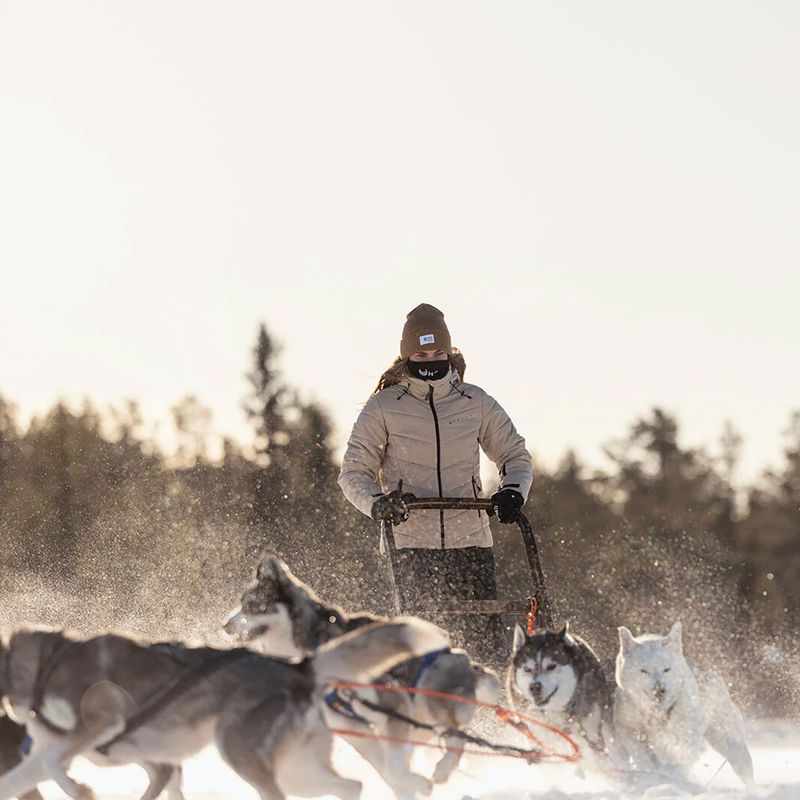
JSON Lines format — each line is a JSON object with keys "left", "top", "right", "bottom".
{"left": 326, "top": 726, "right": 553, "bottom": 762}
{"left": 327, "top": 680, "right": 580, "bottom": 764}
{"left": 526, "top": 596, "right": 538, "bottom": 636}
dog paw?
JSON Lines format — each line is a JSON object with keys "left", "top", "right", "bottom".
{"left": 73, "top": 784, "right": 98, "bottom": 800}
{"left": 406, "top": 774, "right": 434, "bottom": 796}
{"left": 433, "top": 761, "right": 456, "bottom": 784}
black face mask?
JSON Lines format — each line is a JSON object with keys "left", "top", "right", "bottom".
{"left": 408, "top": 359, "right": 450, "bottom": 381}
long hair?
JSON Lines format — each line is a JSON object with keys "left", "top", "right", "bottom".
{"left": 372, "top": 349, "right": 466, "bottom": 394}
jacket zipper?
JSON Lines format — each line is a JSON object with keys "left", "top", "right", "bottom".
{"left": 427, "top": 386, "right": 445, "bottom": 548}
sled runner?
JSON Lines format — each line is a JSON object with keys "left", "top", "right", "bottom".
{"left": 381, "top": 497, "right": 553, "bottom": 629}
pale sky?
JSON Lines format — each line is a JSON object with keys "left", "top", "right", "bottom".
{"left": 1, "top": 1, "right": 798, "bottom": 487}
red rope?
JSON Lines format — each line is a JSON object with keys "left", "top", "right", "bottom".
{"left": 328, "top": 680, "right": 580, "bottom": 763}
{"left": 526, "top": 596, "right": 537, "bottom": 636}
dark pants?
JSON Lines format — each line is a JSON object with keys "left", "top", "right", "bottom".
{"left": 391, "top": 546, "right": 508, "bottom": 669}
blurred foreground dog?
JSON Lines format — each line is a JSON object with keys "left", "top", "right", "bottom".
{"left": 0, "top": 617, "right": 447, "bottom": 800}
{"left": 614, "top": 621, "right": 754, "bottom": 787}
{"left": 225, "top": 554, "right": 501, "bottom": 794}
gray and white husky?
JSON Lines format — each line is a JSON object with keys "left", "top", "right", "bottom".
{"left": 225, "top": 554, "right": 501, "bottom": 793}
{"left": 0, "top": 617, "right": 447, "bottom": 800}
{"left": 614, "top": 621, "right": 754, "bottom": 787}
{"left": 509, "top": 622, "right": 614, "bottom": 754}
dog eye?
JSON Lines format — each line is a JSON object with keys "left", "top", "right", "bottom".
{"left": 523, "top": 665, "right": 533, "bottom": 673}
{"left": 663, "top": 668, "right": 671, "bottom": 673}
{"left": 546, "top": 663, "right": 557, "bottom": 671}
{"left": 640, "top": 669, "right": 648, "bottom": 675}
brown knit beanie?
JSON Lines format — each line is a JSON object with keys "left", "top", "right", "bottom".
{"left": 400, "top": 303, "right": 452, "bottom": 359}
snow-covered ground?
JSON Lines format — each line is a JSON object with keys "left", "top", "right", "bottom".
{"left": 35, "top": 718, "right": 799, "bottom": 799}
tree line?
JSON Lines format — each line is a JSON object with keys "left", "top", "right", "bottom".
{"left": 0, "top": 324, "right": 796, "bottom": 714}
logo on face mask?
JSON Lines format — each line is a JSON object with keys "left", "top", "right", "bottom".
{"left": 408, "top": 359, "right": 449, "bottom": 381}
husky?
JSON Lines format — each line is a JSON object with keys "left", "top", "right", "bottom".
{"left": 224, "top": 554, "right": 501, "bottom": 792}
{"left": 509, "top": 622, "right": 614, "bottom": 755}
{"left": 0, "top": 617, "right": 447, "bottom": 800}
{"left": 614, "top": 621, "right": 754, "bottom": 787}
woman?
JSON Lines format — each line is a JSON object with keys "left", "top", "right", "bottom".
{"left": 338, "top": 303, "right": 533, "bottom": 660}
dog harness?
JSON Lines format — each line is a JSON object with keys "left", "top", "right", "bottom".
{"left": 410, "top": 647, "right": 450, "bottom": 687}
{"left": 30, "top": 639, "right": 80, "bottom": 736}
{"left": 324, "top": 647, "right": 451, "bottom": 727}
{"left": 24, "top": 640, "right": 252, "bottom": 753}
{"left": 323, "top": 688, "right": 372, "bottom": 725}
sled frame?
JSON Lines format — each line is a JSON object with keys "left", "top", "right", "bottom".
{"left": 381, "top": 497, "right": 553, "bottom": 629}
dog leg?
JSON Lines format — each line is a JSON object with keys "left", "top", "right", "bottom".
{"left": 275, "top": 728, "right": 362, "bottom": 800}
{"left": 431, "top": 733, "right": 463, "bottom": 785}
{"left": 0, "top": 746, "right": 52, "bottom": 800}
{"left": 336, "top": 723, "right": 430, "bottom": 799}
{"left": 215, "top": 705, "right": 288, "bottom": 800}
{"left": 217, "top": 746, "right": 286, "bottom": 800}
{"left": 705, "top": 725, "right": 754, "bottom": 788}
{"left": 44, "top": 718, "right": 130, "bottom": 800}
{"left": 42, "top": 684, "right": 132, "bottom": 800}
{"left": 138, "top": 763, "right": 183, "bottom": 800}
{"left": 702, "top": 675, "right": 754, "bottom": 787}
{"left": 0, "top": 734, "right": 101, "bottom": 800}
{"left": 165, "top": 764, "right": 185, "bottom": 800}
{"left": 383, "top": 716, "right": 433, "bottom": 798}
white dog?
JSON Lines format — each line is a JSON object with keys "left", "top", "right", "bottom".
{"left": 614, "top": 621, "right": 753, "bottom": 787}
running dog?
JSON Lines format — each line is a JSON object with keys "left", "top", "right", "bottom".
{"left": 224, "top": 554, "right": 501, "bottom": 792}
{"left": 509, "top": 622, "right": 614, "bottom": 754}
{"left": 0, "top": 617, "right": 447, "bottom": 800}
{"left": 614, "top": 621, "right": 754, "bottom": 787}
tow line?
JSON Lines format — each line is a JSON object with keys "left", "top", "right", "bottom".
{"left": 325, "top": 680, "right": 580, "bottom": 764}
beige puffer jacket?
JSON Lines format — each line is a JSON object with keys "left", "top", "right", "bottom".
{"left": 338, "top": 367, "right": 533, "bottom": 549}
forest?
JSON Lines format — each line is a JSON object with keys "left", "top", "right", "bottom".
{"left": 1, "top": 324, "right": 797, "bottom": 716}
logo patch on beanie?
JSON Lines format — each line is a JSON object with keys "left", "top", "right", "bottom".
{"left": 419, "top": 334, "right": 435, "bottom": 345}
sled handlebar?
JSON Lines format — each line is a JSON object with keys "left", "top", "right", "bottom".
{"left": 404, "top": 496, "right": 494, "bottom": 512}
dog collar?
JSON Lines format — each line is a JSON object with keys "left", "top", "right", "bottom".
{"left": 31, "top": 639, "right": 78, "bottom": 735}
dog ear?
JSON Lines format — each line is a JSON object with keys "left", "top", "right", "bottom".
{"left": 558, "top": 621, "right": 576, "bottom": 647}
{"left": 257, "top": 553, "right": 286, "bottom": 583}
{"left": 618, "top": 626, "right": 636, "bottom": 656}
{"left": 512, "top": 623, "right": 527, "bottom": 654}
{"left": 664, "top": 621, "right": 683, "bottom": 653}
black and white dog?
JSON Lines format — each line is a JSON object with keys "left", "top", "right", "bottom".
{"left": 509, "top": 622, "right": 614, "bottom": 754}
{"left": 225, "top": 554, "right": 501, "bottom": 794}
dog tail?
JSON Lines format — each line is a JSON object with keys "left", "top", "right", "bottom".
{"left": 311, "top": 617, "right": 449, "bottom": 686}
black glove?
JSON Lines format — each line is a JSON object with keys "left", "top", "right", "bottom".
{"left": 489, "top": 488, "right": 524, "bottom": 524}
{"left": 371, "top": 489, "right": 416, "bottom": 526}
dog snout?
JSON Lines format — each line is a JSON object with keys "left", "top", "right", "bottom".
{"left": 530, "top": 680, "right": 543, "bottom": 695}
{"left": 653, "top": 682, "right": 666, "bottom": 702}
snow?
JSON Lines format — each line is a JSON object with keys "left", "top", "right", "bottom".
{"left": 34, "top": 719, "right": 799, "bottom": 799}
